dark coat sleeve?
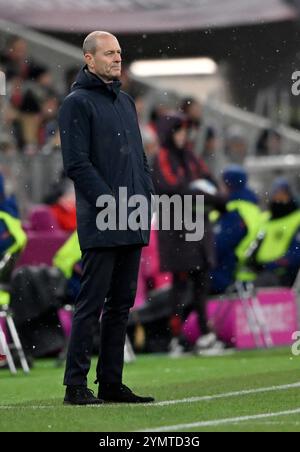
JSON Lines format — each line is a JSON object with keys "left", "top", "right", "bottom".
{"left": 153, "top": 150, "right": 226, "bottom": 211}
{"left": 58, "top": 95, "right": 113, "bottom": 207}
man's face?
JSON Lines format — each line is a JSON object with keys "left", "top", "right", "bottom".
{"left": 271, "top": 189, "right": 291, "bottom": 204}
{"left": 85, "top": 36, "right": 122, "bottom": 82}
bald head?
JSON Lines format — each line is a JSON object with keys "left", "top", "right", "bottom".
{"left": 83, "top": 31, "right": 116, "bottom": 55}
{"left": 83, "top": 31, "right": 122, "bottom": 83}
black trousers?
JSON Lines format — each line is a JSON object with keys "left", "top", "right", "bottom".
{"left": 63, "top": 245, "right": 142, "bottom": 387}
{"left": 172, "top": 269, "right": 210, "bottom": 336}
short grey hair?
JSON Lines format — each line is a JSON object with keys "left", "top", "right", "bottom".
{"left": 82, "top": 31, "right": 116, "bottom": 55}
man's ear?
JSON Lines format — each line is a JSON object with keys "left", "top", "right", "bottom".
{"left": 84, "top": 53, "right": 94, "bottom": 70}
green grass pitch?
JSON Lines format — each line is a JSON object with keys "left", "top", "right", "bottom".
{"left": 0, "top": 347, "right": 300, "bottom": 432}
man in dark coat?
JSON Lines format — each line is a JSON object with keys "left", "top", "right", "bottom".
{"left": 153, "top": 115, "right": 226, "bottom": 356}
{"left": 59, "top": 31, "right": 154, "bottom": 405}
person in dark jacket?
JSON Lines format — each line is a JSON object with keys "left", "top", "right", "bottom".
{"left": 58, "top": 31, "right": 154, "bottom": 405}
{"left": 153, "top": 114, "right": 226, "bottom": 356}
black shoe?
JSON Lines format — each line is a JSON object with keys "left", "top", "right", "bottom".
{"left": 64, "top": 386, "right": 104, "bottom": 406}
{"left": 98, "top": 383, "right": 155, "bottom": 404}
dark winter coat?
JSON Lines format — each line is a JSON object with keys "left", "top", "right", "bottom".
{"left": 153, "top": 130, "right": 225, "bottom": 273}
{"left": 58, "top": 66, "right": 154, "bottom": 250}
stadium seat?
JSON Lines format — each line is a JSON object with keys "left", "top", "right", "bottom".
{"left": 27, "top": 205, "right": 60, "bottom": 232}
{"left": 16, "top": 206, "right": 69, "bottom": 268}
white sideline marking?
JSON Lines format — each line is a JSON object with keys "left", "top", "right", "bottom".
{"left": 139, "top": 408, "right": 300, "bottom": 432}
{"left": 154, "top": 382, "right": 300, "bottom": 407}
{"left": 0, "top": 382, "right": 299, "bottom": 410}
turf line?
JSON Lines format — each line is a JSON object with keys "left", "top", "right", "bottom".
{"left": 154, "top": 382, "right": 300, "bottom": 406}
{"left": 0, "top": 382, "right": 299, "bottom": 410}
{"left": 138, "top": 407, "right": 300, "bottom": 431}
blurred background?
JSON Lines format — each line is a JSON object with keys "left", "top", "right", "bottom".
{"left": 2, "top": 0, "right": 300, "bottom": 206}
{"left": 1, "top": 0, "right": 300, "bottom": 364}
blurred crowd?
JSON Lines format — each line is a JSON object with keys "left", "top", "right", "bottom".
{"left": 0, "top": 36, "right": 285, "bottom": 160}
{"left": 0, "top": 36, "right": 63, "bottom": 156}
{"left": 140, "top": 108, "right": 300, "bottom": 355}
{"left": 0, "top": 35, "right": 299, "bottom": 360}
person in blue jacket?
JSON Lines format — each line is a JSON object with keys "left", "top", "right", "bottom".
{"left": 211, "top": 165, "right": 261, "bottom": 294}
